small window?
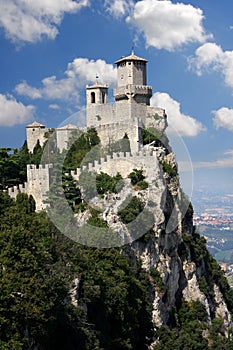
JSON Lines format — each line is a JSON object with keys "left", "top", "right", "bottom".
{"left": 128, "top": 62, "right": 131, "bottom": 65}
{"left": 91, "top": 92, "right": 95, "bottom": 103}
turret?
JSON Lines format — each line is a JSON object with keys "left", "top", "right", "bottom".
{"left": 26, "top": 121, "right": 48, "bottom": 153}
{"left": 114, "top": 51, "right": 152, "bottom": 105}
{"left": 86, "top": 84, "right": 108, "bottom": 105}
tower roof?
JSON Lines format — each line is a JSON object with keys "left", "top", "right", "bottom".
{"left": 57, "top": 124, "right": 78, "bottom": 130}
{"left": 26, "top": 121, "right": 45, "bottom": 128}
{"left": 114, "top": 52, "right": 147, "bottom": 65}
{"left": 86, "top": 83, "right": 108, "bottom": 89}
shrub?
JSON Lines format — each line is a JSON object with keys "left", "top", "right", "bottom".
{"left": 160, "top": 161, "right": 177, "bottom": 177}
{"left": 128, "top": 168, "right": 145, "bottom": 185}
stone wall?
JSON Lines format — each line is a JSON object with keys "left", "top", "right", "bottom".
{"left": 71, "top": 149, "right": 161, "bottom": 181}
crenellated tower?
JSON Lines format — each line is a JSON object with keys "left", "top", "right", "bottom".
{"left": 114, "top": 51, "right": 152, "bottom": 105}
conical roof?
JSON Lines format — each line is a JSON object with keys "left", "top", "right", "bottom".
{"left": 114, "top": 51, "right": 147, "bottom": 65}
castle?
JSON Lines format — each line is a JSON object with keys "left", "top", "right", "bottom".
{"left": 8, "top": 51, "right": 167, "bottom": 211}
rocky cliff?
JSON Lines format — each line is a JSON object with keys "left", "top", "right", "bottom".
{"left": 62, "top": 128, "right": 233, "bottom": 348}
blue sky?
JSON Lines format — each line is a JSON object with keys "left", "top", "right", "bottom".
{"left": 0, "top": 0, "right": 233, "bottom": 198}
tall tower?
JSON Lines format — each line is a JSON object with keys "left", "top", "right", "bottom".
{"left": 114, "top": 51, "right": 152, "bottom": 105}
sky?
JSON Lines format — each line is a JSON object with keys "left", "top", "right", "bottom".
{"left": 0, "top": 0, "right": 233, "bottom": 203}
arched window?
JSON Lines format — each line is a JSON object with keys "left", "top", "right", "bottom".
{"left": 91, "top": 92, "right": 95, "bottom": 103}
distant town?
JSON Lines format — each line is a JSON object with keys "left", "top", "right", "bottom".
{"left": 192, "top": 189, "right": 233, "bottom": 286}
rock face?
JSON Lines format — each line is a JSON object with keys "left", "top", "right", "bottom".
{"left": 122, "top": 146, "right": 233, "bottom": 336}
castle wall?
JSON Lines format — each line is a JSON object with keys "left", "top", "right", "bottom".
{"left": 8, "top": 164, "right": 52, "bottom": 211}
{"left": 8, "top": 183, "right": 28, "bottom": 200}
{"left": 56, "top": 129, "right": 77, "bottom": 151}
{"left": 95, "top": 121, "right": 140, "bottom": 154}
{"left": 71, "top": 150, "right": 160, "bottom": 181}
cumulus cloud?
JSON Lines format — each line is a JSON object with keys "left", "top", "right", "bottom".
{"left": 189, "top": 43, "right": 233, "bottom": 90}
{"left": 212, "top": 107, "right": 233, "bottom": 131}
{"left": 66, "top": 58, "right": 117, "bottom": 86}
{"left": 151, "top": 92, "right": 205, "bottom": 137}
{"left": 0, "top": 0, "right": 89, "bottom": 43}
{"left": 0, "top": 93, "right": 35, "bottom": 126}
{"left": 15, "top": 81, "right": 42, "bottom": 99}
{"left": 126, "top": 0, "right": 211, "bottom": 51}
{"left": 15, "top": 57, "right": 117, "bottom": 102}
{"left": 104, "top": 0, "right": 134, "bottom": 18}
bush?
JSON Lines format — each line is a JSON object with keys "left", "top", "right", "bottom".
{"left": 141, "top": 128, "right": 162, "bottom": 146}
{"left": 128, "top": 169, "right": 145, "bottom": 185}
{"left": 96, "top": 171, "right": 123, "bottom": 195}
{"left": 160, "top": 161, "right": 177, "bottom": 177}
{"left": 118, "top": 196, "right": 144, "bottom": 224}
{"left": 136, "top": 180, "right": 148, "bottom": 190}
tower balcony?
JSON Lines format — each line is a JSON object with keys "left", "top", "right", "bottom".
{"left": 114, "top": 84, "right": 152, "bottom": 103}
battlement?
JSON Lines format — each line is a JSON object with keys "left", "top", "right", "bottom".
{"left": 71, "top": 149, "right": 160, "bottom": 181}
{"left": 114, "top": 84, "right": 152, "bottom": 103}
{"left": 8, "top": 183, "right": 28, "bottom": 199}
{"left": 27, "top": 164, "right": 53, "bottom": 170}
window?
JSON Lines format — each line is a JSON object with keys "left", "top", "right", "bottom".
{"left": 91, "top": 92, "right": 95, "bottom": 103}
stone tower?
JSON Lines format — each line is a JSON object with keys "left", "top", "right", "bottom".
{"left": 85, "top": 51, "right": 165, "bottom": 153}
{"left": 26, "top": 121, "right": 48, "bottom": 153}
{"left": 86, "top": 83, "right": 108, "bottom": 105}
{"left": 114, "top": 50, "right": 152, "bottom": 105}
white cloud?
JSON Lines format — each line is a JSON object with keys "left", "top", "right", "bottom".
{"left": 189, "top": 43, "right": 233, "bottom": 90}
{"left": 126, "top": 0, "right": 211, "bottom": 51}
{"left": 104, "top": 0, "right": 134, "bottom": 18}
{"left": 212, "top": 107, "right": 233, "bottom": 131}
{"left": 0, "top": 93, "right": 35, "bottom": 126}
{"left": 15, "top": 57, "right": 117, "bottom": 102}
{"left": 66, "top": 58, "right": 117, "bottom": 85}
{"left": 151, "top": 92, "right": 205, "bottom": 137}
{"left": 15, "top": 81, "right": 42, "bottom": 99}
{"left": 0, "top": 0, "right": 89, "bottom": 43}
{"left": 49, "top": 103, "right": 60, "bottom": 110}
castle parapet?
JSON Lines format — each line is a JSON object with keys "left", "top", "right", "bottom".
{"left": 8, "top": 183, "right": 28, "bottom": 199}
{"left": 114, "top": 84, "right": 152, "bottom": 102}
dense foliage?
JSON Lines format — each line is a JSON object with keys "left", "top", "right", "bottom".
{"left": 141, "top": 128, "right": 162, "bottom": 146}
{"left": 153, "top": 301, "right": 233, "bottom": 350}
{"left": 0, "top": 141, "right": 43, "bottom": 190}
{"left": 0, "top": 192, "right": 153, "bottom": 349}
